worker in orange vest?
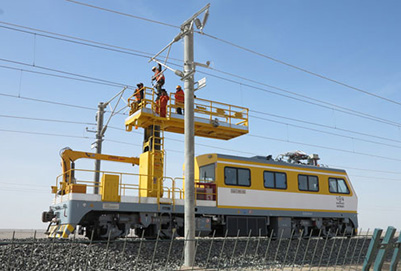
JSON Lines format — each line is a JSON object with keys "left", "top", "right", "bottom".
{"left": 159, "top": 89, "right": 169, "bottom": 117}
{"left": 151, "top": 63, "right": 165, "bottom": 97}
{"left": 129, "top": 83, "right": 145, "bottom": 114}
{"left": 134, "top": 83, "right": 144, "bottom": 103}
{"left": 175, "top": 85, "right": 184, "bottom": 115}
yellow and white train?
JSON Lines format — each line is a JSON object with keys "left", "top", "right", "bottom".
{"left": 194, "top": 152, "right": 357, "bottom": 237}
{"left": 42, "top": 89, "right": 357, "bottom": 239}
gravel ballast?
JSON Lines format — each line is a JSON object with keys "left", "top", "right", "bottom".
{"left": 0, "top": 235, "right": 378, "bottom": 271}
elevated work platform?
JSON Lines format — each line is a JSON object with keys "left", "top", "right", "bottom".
{"left": 125, "top": 89, "right": 249, "bottom": 140}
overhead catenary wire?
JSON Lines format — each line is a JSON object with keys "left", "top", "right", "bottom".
{"left": 0, "top": 64, "right": 124, "bottom": 88}
{"left": 3, "top": 56, "right": 400, "bottom": 146}
{"left": 250, "top": 114, "right": 401, "bottom": 150}
{"left": 3, "top": 109, "right": 401, "bottom": 157}
{"left": 0, "top": 92, "right": 96, "bottom": 111}
{"left": 0, "top": 23, "right": 156, "bottom": 62}
{"left": 0, "top": 21, "right": 183, "bottom": 63}
{"left": 3, "top": 52, "right": 400, "bottom": 130}
{"left": 61, "top": 1, "right": 401, "bottom": 107}
{"left": 3, "top": 68, "right": 401, "bottom": 158}
{"left": 0, "top": 57, "right": 134, "bottom": 90}
{"left": 0, "top": 188, "right": 49, "bottom": 194}
{"left": 0, "top": 182, "right": 49, "bottom": 188}
{"left": 199, "top": 70, "right": 401, "bottom": 128}
{"left": 0, "top": 128, "right": 92, "bottom": 139}
{"left": 198, "top": 32, "right": 401, "bottom": 107}
{"left": 247, "top": 134, "right": 401, "bottom": 163}
{"left": 5, "top": 55, "right": 399, "bottom": 146}
{"left": 0, "top": 114, "right": 96, "bottom": 126}
{"left": 3, "top": 127, "right": 401, "bottom": 181}
{"left": 1, "top": 16, "right": 398, "bottom": 174}
{"left": 1, "top": 111, "right": 398, "bottom": 161}
{"left": 2, "top": 22, "right": 400, "bottom": 129}
{"left": 6, "top": 111, "right": 400, "bottom": 175}
{"left": 348, "top": 175, "right": 401, "bottom": 182}
{"left": 107, "top": 126, "right": 255, "bottom": 155}
{"left": 202, "top": 67, "right": 401, "bottom": 127}
{"left": 331, "top": 165, "right": 401, "bottom": 175}
{"left": 3, "top": 57, "right": 401, "bottom": 160}
{"left": 251, "top": 110, "right": 401, "bottom": 145}
{"left": 4, "top": 126, "right": 401, "bottom": 164}
{"left": 64, "top": 0, "right": 180, "bottom": 29}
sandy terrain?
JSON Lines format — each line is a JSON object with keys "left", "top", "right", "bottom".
{"left": 0, "top": 229, "right": 47, "bottom": 239}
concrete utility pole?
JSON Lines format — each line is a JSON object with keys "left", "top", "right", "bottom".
{"left": 183, "top": 21, "right": 196, "bottom": 268}
{"left": 181, "top": 4, "right": 210, "bottom": 267}
{"left": 93, "top": 102, "right": 105, "bottom": 194}
{"left": 149, "top": 5, "right": 210, "bottom": 267}
{"left": 91, "top": 88, "right": 127, "bottom": 194}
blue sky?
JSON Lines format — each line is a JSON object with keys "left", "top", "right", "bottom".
{"left": 0, "top": 0, "right": 401, "bottom": 231}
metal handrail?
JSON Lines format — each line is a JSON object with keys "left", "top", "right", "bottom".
{"left": 55, "top": 169, "right": 190, "bottom": 206}
{"left": 127, "top": 88, "right": 248, "bottom": 127}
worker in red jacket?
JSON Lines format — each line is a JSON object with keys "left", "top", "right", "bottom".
{"left": 174, "top": 85, "right": 184, "bottom": 115}
{"left": 159, "top": 89, "right": 169, "bottom": 117}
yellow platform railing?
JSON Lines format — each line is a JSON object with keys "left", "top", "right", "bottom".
{"left": 127, "top": 88, "right": 248, "bottom": 128}
{"left": 54, "top": 169, "right": 217, "bottom": 208}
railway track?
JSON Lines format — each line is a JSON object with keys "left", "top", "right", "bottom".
{"left": 0, "top": 234, "right": 372, "bottom": 270}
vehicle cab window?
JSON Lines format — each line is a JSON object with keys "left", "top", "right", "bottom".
{"left": 199, "top": 164, "right": 215, "bottom": 182}
{"left": 329, "top": 178, "right": 350, "bottom": 194}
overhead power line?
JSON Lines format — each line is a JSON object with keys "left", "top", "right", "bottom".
{"left": 199, "top": 70, "right": 401, "bottom": 128}
{"left": 199, "top": 32, "right": 401, "bottom": 107}
{"left": 3, "top": 23, "right": 401, "bottom": 156}
{"left": 3, "top": 126, "right": 401, "bottom": 164}
{"left": 65, "top": 0, "right": 180, "bottom": 29}
{"left": 247, "top": 134, "right": 401, "bottom": 163}
{"left": 0, "top": 92, "right": 96, "bottom": 111}
{"left": 349, "top": 175, "right": 401, "bottom": 182}
{"left": 0, "top": 181, "right": 49, "bottom": 188}
{"left": 3, "top": 57, "right": 401, "bottom": 151}
{"left": 0, "top": 57, "right": 132, "bottom": 89}
{"left": 61, "top": 1, "right": 401, "bottom": 107}
{"left": 2, "top": 22, "right": 400, "bottom": 129}
{"left": 0, "top": 23, "right": 156, "bottom": 62}
{"left": 0, "top": 21, "right": 182, "bottom": 63}
{"left": 250, "top": 114, "right": 401, "bottom": 150}
{"left": 3, "top": 64, "right": 401, "bottom": 154}
{"left": 204, "top": 67, "right": 401, "bottom": 127}
{"left": 0, "top": 64, "right": 122, "bottom": 88}
{"left": 0, "top": 114, "right": 96, "bottom": 126}
{"left": 3, "top": 110, "right": 399, "bottom": 159}
{"left": 107, "top": 126, "right": 255, "bottom": 155}
{"left": 331, "top": 165, "right": 401, "bottom": 175}
{"left": 4, "top": 51, "right": 399, "bottom": 129}
{"left": 251, "top": 110, "right": 401, "bottom": 145}
{"left": 0, "top": 128, "right": 91, "bottom": 139}
{"left": 2, "top": 125, "right": 401, "bottom": 178}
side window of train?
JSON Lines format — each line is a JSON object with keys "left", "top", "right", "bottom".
{"left": 224, "top": 167, "right": 251, "bottom": 186}
{"left": 298, "top": 174, "right": 319, "bottom": 192}
{"left": 199, "top": 164, "right": 215, "bottom": 182}
{"left": 328, "top": 178, "right": 350, "bottom": 194}
{"left": 264, "top": 171, "right": 287, "bottom": 189}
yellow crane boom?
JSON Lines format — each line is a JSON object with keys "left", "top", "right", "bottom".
{"left": 59, "top": 148, "right": 139, "bottom": 194}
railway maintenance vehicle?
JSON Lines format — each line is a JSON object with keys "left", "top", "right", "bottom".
{"left": 42, "top": 87, "right": 358, "bottom": 239}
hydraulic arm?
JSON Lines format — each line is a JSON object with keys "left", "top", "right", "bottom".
{"left": 59, "top": 147, "right": 139, "bottom": 194}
